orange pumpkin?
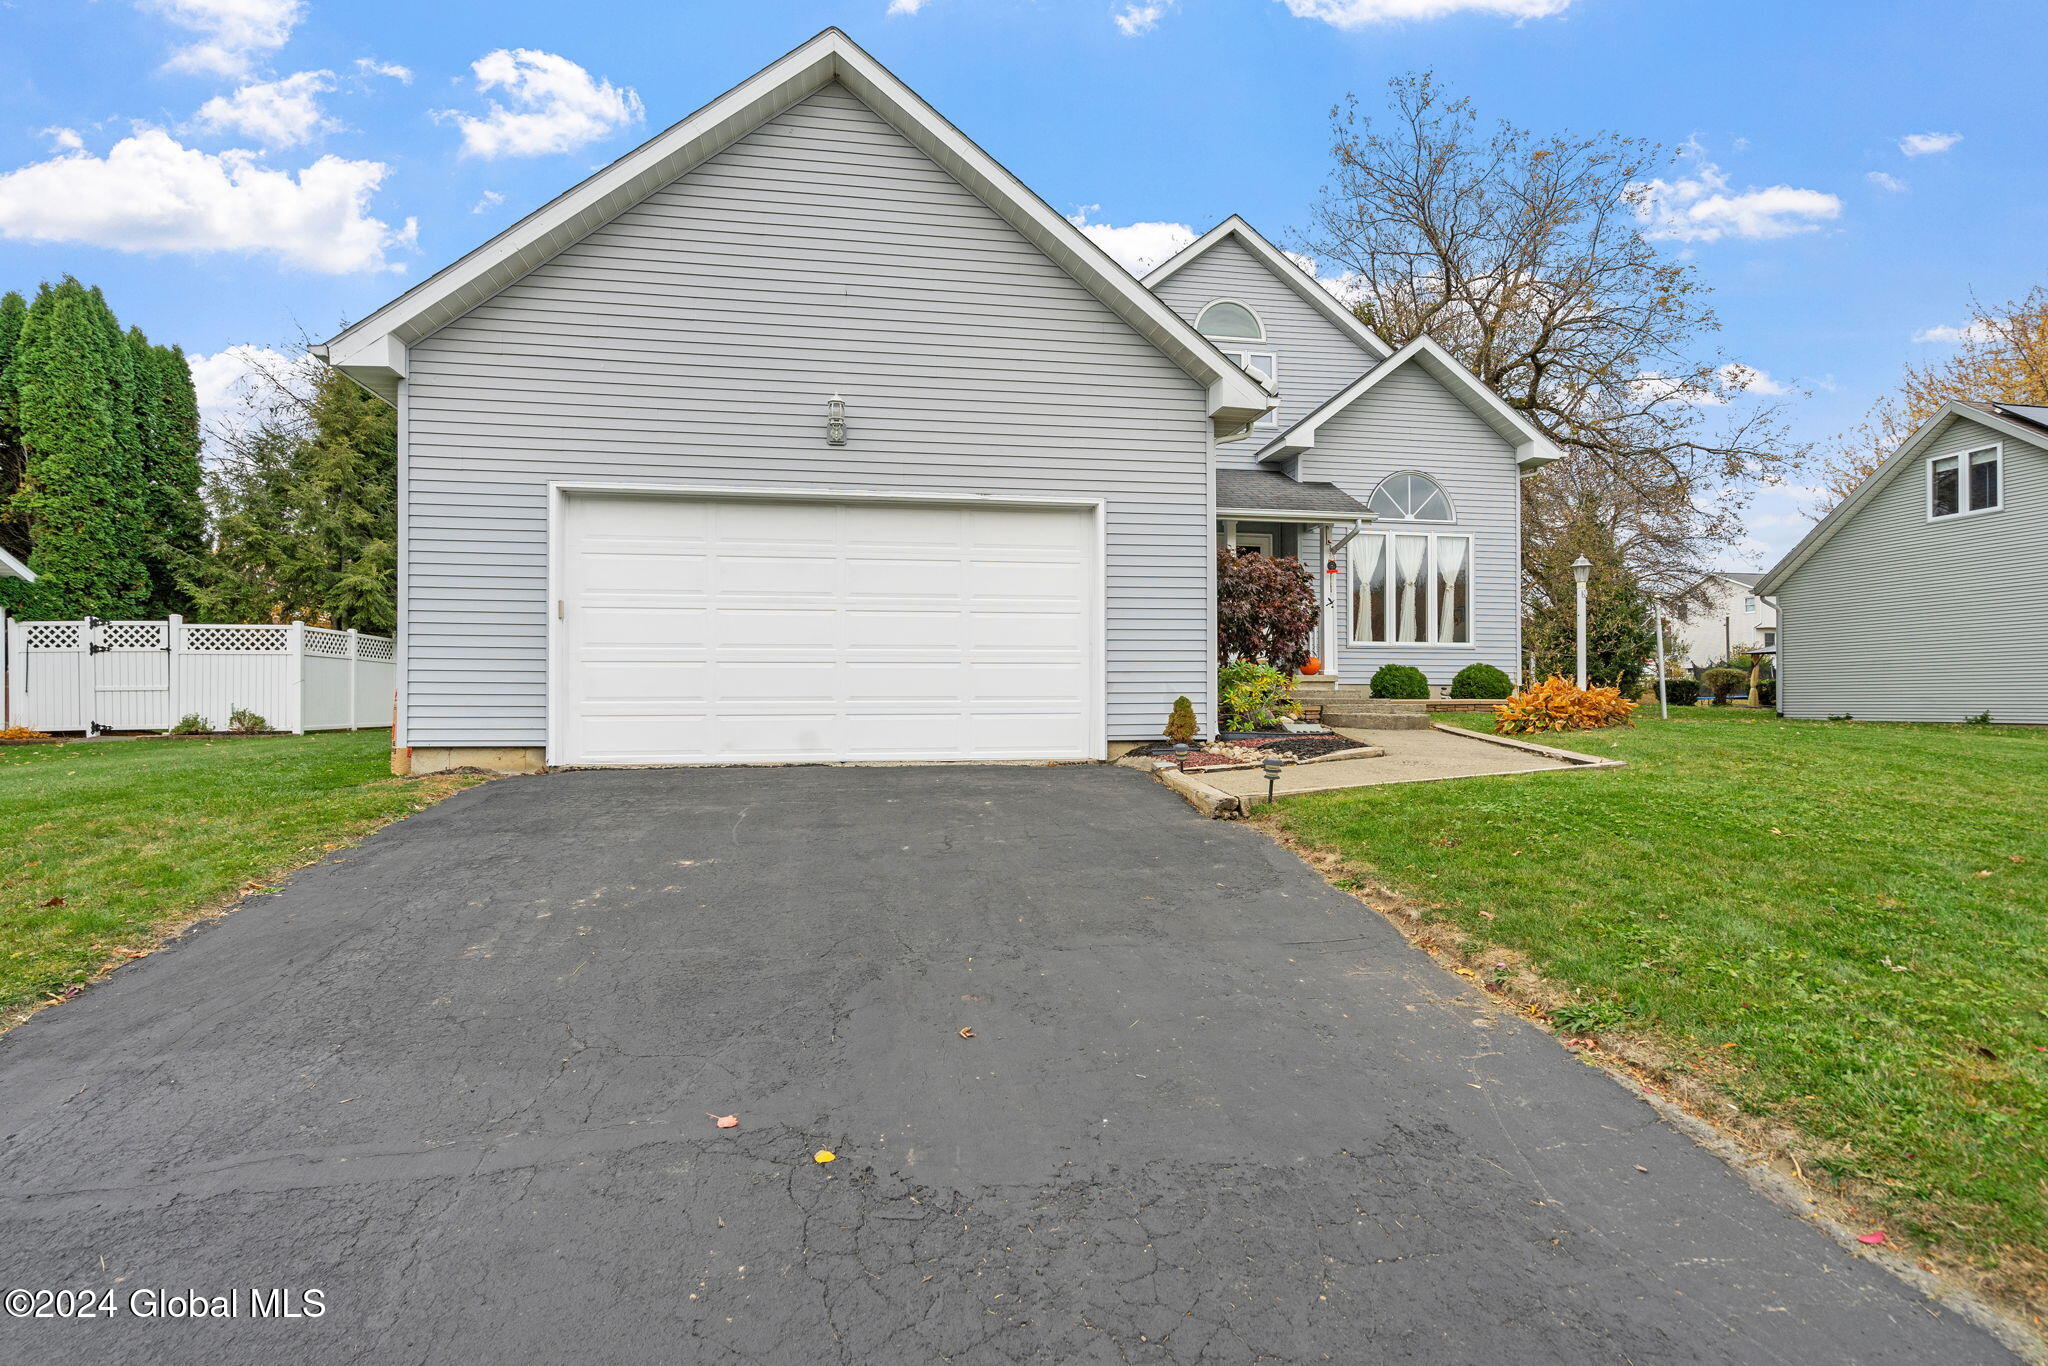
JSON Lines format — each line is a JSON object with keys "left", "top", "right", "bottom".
{"left": 1300, "top": 656, "right": 1323, "bottom": 676}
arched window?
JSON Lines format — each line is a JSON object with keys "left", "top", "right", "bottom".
{"left": 1198, "top": 301, "right": 1278, "bottom": 428}
{"left": 1368, "top": 472, "right": 1454, "bottom": 522}
{"left": 1197, "top": 300, "right": 1264, "bottom": 341}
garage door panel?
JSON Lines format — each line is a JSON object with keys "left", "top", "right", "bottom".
{"left": 559, "top": 493, "right": 1098, "bottom": 765}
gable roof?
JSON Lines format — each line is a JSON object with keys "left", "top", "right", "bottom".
{"left": 1142, "top": 216, "right": 1395, "bottom": 362}
{"left": 1756, "top": 399, "right": 2048, "bottom": 594}
{"left": 314, "top": 29, "right": 1272, "bottom": 431}
{"left": 1248, "top": 335, "right": 1565, "bottom": 471}
{"left": 0, "top": 545, "right": 33, "bottom": 582}
{"left": 1715, "top": 571, "right": 1764, "bottom": 588}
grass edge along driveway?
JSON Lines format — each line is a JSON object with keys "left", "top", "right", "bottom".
{"left": 1263, "top": 708, "right": 2048, "bottom": 1316}
{"left": 1, "top": 730, "right": 483, "bottom": 1028}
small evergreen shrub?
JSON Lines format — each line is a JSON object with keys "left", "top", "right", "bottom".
{"left": 169, "top": 713, "right": 210, "bottom": 735}
{"left": 1164, "top": 696, "right": 1199, "bottom": 745}
{"left": 1448, "top": 663, "right": 1512, "bottom": 700}
{"left": 1655, "top": 677, "right": 1700, "bottom": 707}
{"left": 1368, "top": 663, "right": 1430, "bottom": 699}
{"left": 1755, "top": 680, "right": 1778, "bottom": 708}
{"left": 227, "top": 707, "right": 269, "bottom": 734}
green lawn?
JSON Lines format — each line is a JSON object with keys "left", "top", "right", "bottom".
{"left": 0, "top": 731, "right": 479, "bottom": 1022}
{"left": 1268, "top": 707, "right": 2048, "bottom": 1291}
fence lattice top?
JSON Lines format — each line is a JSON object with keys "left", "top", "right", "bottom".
{"left": 102, "top": 622, "right": 166, "bottom": 650}
{"left": 182, "top": 624, "right": 290, "bottom": 653}
{"left": 356, "top": 635, "right": 395, "bottom": 661}
{"left": 22, "top": 623, "right": 80, "bottom": 650}
{"left": 304, "top": 628, "right": 351, "bottom": 657}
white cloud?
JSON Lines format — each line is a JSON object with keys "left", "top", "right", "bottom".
{"left": 438, "top": 49, "right": 644, "bottom": 159}
{"left": 1632, "top": 363, "right": 1792, "bottom": 408}
{"left": 0, "top": 128, "right": 415, "bottom": 274}
{"left": 1278, "top": 0, "right": 1571, "bottom": 27}
{"left": 43, "top": 127, "right": 85, "bottom": 151}
{"left": 354, "top": 57, "right": 413, "bottom": 84}
{"left": 1913, "top": 321, "right": 1994, "bottom": 344}
{"left": 887, "top": 0, "right": 937, "bottom": 11}
{"left": 1633, "top": 156, "right": 1840, "bottom": 243}
{"left": 185, "top": 343, "right": 320, "bottom": 450}
{"left": 195, "top": 70, "right": 340, "bottom": 149}
{"left": 1865, "top": 170, "right": 1907, "bottom": 193}
{"left": 1899, "top": 131, "right": 1961, "bottom": 157}
{"left": 1067, "top": 208, "right": 1194, "bottom": 275}
{"left": 471, "top": 189, "right": 505, "bottom": 214}
{"left": 140, "top": 0, "right": 304, "bottom": 78}
{"left": 1114, "top": 1, "right": 1173, "bottom": 34}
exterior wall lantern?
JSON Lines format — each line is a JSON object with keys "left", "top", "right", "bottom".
{"left": 825, "top": 393, "right": 847, "bottom": 446}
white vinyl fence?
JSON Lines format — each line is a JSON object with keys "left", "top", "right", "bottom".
{"left": 1, "top": 615, "right": 395, "bottom": 737}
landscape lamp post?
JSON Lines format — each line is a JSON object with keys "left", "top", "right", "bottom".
{"left": 1572, "top": 556, "right": 1593, "bottom": 689}
{"left": 1651, "top": 597, "right": 1670, "bottom": 721}
{"left": 1262, "top": 754, "right": 1284, "bottom": 807}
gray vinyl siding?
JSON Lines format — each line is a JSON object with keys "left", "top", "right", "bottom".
{"left": 402, "top": 81, "right": 1214, "bottom": 748}
{"left": 1149, "top": 237, "right": 1378, "bottom": 469}
{"left": 1774, "top": 415, "right": 2048, "bottom": 723}
{"left": 1296, "top": 363, "right": 1523, "bottom": 686}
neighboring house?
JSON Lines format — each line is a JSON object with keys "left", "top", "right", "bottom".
{"left": 316, "top": 30, "right": 1559, "bottom": 772}
{"left": 1757, "top": 399, "right": 2047, "bottom": 723}
{"left": 1670, "top": 571, "right": 1776, "bottom": 668}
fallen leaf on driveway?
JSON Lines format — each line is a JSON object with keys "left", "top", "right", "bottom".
{"left": 957, "top": 1027, "right": 975, "bottom": 1039}
{"left": 814, "top": 1149, "right": 836, "bottom": 1164}
{"left": 709, "top": 1113, "right": 739, "bottom": 1129}
{"left": 1858, "top": 1232, "right": 1887, "bottom": 1245}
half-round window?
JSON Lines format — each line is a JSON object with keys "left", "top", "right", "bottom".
{"left": 1197, "top": 300, "right": 1264, "bottom": 341}
{"left": 1369, "top": 472, "right": 1454, "bottom": 522}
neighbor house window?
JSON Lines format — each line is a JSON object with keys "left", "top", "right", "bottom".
{"left": 1931, "top": 445, "right": 2001, "bottom": 518}
{"left": 1744, "top": 596, "right": 1757, "bottom": 613}
{"left": 1198, "top": 300, "right": 1280, "bottom": 429}
{"left": 1349, "top": 531, "right": 1471, "bottom": 646}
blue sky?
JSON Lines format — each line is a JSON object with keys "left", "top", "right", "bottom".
{"left": 1, "top": 0, "right": 2040, "bottom": 565}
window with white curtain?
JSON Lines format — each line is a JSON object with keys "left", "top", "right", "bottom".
{"left": 1930, "top": 444, "right": 2001, "bottom": 518}
{"left": 1349, "top": 531, "right": 1471, "bottom": 646}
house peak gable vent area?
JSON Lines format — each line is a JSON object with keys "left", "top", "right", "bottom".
{"left": 315, "top": 30, "right": 1272, "bottom": 433}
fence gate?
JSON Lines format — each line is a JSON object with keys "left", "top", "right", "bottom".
{"left": 89, "top": 619, "right": 174, "bottom": 733}
{"left": 7, "top": 620, "right": 89, "bottom": 733}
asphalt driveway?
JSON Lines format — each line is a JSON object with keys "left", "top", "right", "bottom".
{"left": 0, "top": 765, "right": 2014, "bottom": 1363}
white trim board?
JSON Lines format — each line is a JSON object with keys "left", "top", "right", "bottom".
{"left": 0, "top": 546, "right": 33, "bottom": 581}
{"left": 1254, "top": 335, "right": 1566, "bottom": 473}
{"left": 544, "top": 480, "right": 1110, "bottom": 767}
{"left": 1144, "top": 216, "right": 1396, "bottom": 362}
{"left": 1758, "top": 401, "right": 2048, "bottom": 594}
{"left": 316, "top": 30, "right": 1273, "bottom": 433}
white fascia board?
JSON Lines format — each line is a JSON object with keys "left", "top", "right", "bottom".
{"left": 0, "top": 544, "right": 34, "bottom": 581}
{"left": 1215, "top": 508, "right": 1372, "bottom": 523}
{"left": 320, "top": 29, "right": 1270, "bottom": 427}
{"left": 1254, "top": 334, "right": 1564, "bottom": 470}
{"left": 1756, "top": 401, "right": 2048, "bottom": 595}
{"left": 1143, "top": 215, "right": 1395, "bottom": 361}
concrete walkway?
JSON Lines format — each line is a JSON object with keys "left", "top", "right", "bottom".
{"left": 0, "top": 765, "right": 2010, "bottom": 1363}
{"left": 1201, "top": 722, "right": 1582, "bottom": 798}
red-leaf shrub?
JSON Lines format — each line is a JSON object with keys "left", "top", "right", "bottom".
{"left": 1217, "top": 549, "right": 1318, "bottom": 671}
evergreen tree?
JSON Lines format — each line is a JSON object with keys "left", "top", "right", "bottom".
{"left": 181, "top": 360, "right": 396, "bottom": 633}
{"left": 1, "top": 278, "right": 149, "bottom": 617}
{"left": 0, "top": 290, "right": 27, "bottom": 564}
{"left": 136, "top": 337, "right": 204, "bottom": 615}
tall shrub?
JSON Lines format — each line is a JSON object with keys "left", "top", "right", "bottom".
{"left": 0, "top": 290, "right": 27, "bottom": 565}
{"left": 1, "top": 278, "right": 149, "bottom": 617}
{"left": 1217, "top": 549, "right": 1318, "bottom": 672}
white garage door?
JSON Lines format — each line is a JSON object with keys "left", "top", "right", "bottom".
{"left": 554, "top": 492, "right": 1101, "bottom": 765}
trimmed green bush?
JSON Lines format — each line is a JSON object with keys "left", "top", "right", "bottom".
{"left": 168, "top": 713, "right": 210, "bottom": 735}
{"left": 1756, "top": 680, "right": 1777, "bottom": 708}
{"left": 1448, "top": 663, "right": 1512, "bottom": 700}
{"left": 1218, "top": 661, "right": 1295, "bottom": 731}
{"left": 1702, "top": 667, "right": 1745, "bottom": 705}
{"left": 1368, "top": 663, "right": 1430, "bottom": 700}
{"left": 1655, "top": 677, "right": 1700, "bottom": 708}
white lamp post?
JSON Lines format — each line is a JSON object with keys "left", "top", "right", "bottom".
{"left": 1571, "top": 556, "right": 1592, "bottom": 689}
